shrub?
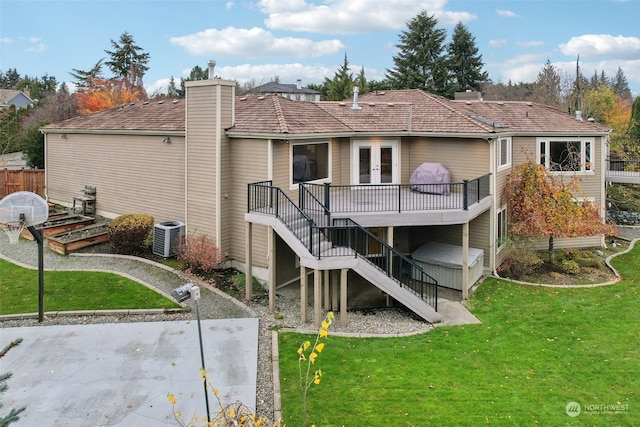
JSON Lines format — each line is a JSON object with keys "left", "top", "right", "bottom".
{"left": 561, "top": 259, "right": 581, "bottom": 275}
{"left": 497, "top": 238, "right": 544, "bottom": 280}
{"left": 108, "top": 213, "right": 154, "bottom": 255}
{"left": 178, "top": 233, "right": 222, "bottom": 275}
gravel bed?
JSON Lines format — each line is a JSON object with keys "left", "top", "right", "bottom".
{"left": 0, "top": 232, "right": 433, "bottom": 421}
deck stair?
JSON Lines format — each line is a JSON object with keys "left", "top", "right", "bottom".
{"left": 247, "top": 181, "right": 441, "bottom": 323}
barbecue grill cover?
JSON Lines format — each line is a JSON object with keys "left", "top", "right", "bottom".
{"left": 410, "top": 163, "right": 450, "bottom": 195}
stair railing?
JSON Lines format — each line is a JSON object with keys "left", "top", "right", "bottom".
{"left": 330, "top": 217, "right": 438, "bottom": 309}
{"left": 249, "top": 181, "right": 438, "bottom": 309}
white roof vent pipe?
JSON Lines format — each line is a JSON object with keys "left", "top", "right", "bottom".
{"left": 351, "top": 86, "right": 362, "bottom": 110}
{"left": 575, "top": 110, "right": 583, "bottom": 121}
{"left": 296, "top": 79, "right": 302, "bottom": 89}
{"left": 208, "top": 60, "right": 216, "bottom": 80}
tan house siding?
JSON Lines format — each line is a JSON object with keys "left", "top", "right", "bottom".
{"left": 229, "top": 138, "right": 270, "bottom": 266}
{"left": 336, "top": 138, "right": 350, "bottom": 185}
{"left": 45, "top": 133, "right": 185, "bottom": 222}
{"left": 403, "top": 137, "right": 489, "bottom": 182}
{"left": 273, "top": 139, "right": 290, "bottom": 192}
{"left": 469, "top": 211, "right": 491, "bottom": 267}
{"left": 185, "top": 80, "right": 235, "bottom": 253}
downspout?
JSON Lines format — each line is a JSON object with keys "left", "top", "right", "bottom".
{"left": 185, "top": 97, "right": 190, "bottom": 234}
{"left": 488, "top": 136, "right": 497, "bottom": 275}
{"left": 215, "top": 83, "right": 222, "bottom": 251}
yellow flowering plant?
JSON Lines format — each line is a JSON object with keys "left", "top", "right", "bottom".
{"left": 297, "top": 312, "right": 334, "bottom": 427}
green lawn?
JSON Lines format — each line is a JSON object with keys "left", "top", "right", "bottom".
{"left": 0, "top": 258, "right": 181, "bottom": 314}
{"left": 279, "top": 245, "right": 640, "bottom": 426}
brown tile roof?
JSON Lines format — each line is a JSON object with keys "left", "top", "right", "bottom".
{"left": 41, "top": 99, "right": 185, "bottom": 132}
{"left": 41, "top": 89, "right": 610, "bottom": 137}
{"left": 232, "top": 95, "right": 351, "bottom": 134}
{"left": 452, "top": 99, "right": 611, "bottom": 133}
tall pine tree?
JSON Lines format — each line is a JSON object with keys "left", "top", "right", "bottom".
{"left": 611, "top": 67, "right": 632, "bottom": 101}
{"left": 532, "top": 59, "right": 561, "bottom": 108}
{"left": 386, "top": 12, "right": 449, "bottom": 96}
{"left": 324, "top": 53, "right": 354, "bottom": 101}
{"left": 447, "top": 21, "right": 488, "bottom": 95}
{"left": 104, "top": 31, "right": 150, "bottom": 95}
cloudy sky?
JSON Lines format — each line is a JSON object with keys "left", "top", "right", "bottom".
{"left": 2, "top": 0, "right": 639, "bottom": 96}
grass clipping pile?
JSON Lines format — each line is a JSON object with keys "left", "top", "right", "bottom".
{"left": 498, "top": 237, "right": 627, "bottom": 286}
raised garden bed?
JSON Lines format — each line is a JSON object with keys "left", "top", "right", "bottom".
{"left": 20, "top": 215, "right": 95, "bottom": 240}
{"left": 47, "top": 223, "right": 109, "bottom": 255}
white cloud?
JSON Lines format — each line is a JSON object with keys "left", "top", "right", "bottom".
{"left": 226, "top": 1, "right": 233, "bottom": 9}
{"left": 496, "top": 9, "right": 518, "bottom": 18}
{"left": 516, "top": 40, "right": 544, "bottom": 47}
{"left": 26, "top": 43, "right": 47, "bottom": 53}
{"left": 258, "top": 0, "right": 309, "bottom": 13}
{"left": 560, "top": 34, "right": 640, "bottom": 59}
{"left": 170, "top": 27, "right": 344, "bottom": 58}
{"left": 489, "top": 39, "right": 507, "bottom": 47}
{"left": 262, "top": 0, "right": 476, "bottom": 34}
{"left": 0, "top": 37, "right": 13, "bottom": 44}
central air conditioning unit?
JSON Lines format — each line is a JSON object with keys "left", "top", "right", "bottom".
{"left": 153, "top": 221, "right": 185, "bottom": 257}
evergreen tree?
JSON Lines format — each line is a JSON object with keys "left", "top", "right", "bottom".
{"left": 179, "top": 65, "right": 209, "bottom": 97}
{"left": 355, "top": 66, "right": 368, "bottom": 94}
{"left": 104, "top": 31, "right": 150, "bottom": 94}
{"left": 447, "top": 21, "right": 488, "bottom": 95}
{"left": 386, "top": 11, "right": 449, "bottom": 96}
{"left": 611, "top": 67, "right": 632, "bottom": 101}
{"left": 20, "top": 122, "right": 47, "bottom": 169}
{"left": 324, "top": 53, "right": 354, "bottom": 101}
{"left": 69, "top": 59, "right": 105, "bottom": 90}
{"left": 532, "top": 59, "right": 561, "bottom": 108}
{"left": 167, "top": 77, "right": 180, "bottom": 98}
{"left": 0, "top": 338, "right": 25, "bottom": 426}
{"left": 0, "top": 68, "right": 20, "bottom": 89}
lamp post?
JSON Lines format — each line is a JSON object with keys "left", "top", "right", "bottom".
{"left": 171, "top": 284, "right": 210, "bottom": 423}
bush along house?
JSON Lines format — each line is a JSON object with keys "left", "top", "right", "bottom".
{"left": 41, "top": 72, "right": 611, "bottom": 326}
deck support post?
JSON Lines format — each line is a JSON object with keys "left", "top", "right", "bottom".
{"left": 314, "top": 269, "right": 322, "bottom": 328}
{"left": 245, "top": 222, "right": 253, "bottom": 301}
{"left": 300, "top": 266, "right": 308, "bottom": 323}
{"left": 268, "top": 226, "right": 276, "bottom": 311}
{"left": 462, "top": 222, "right": 469, "bottom": 300}
{"left": 340, "top": 268, "right": 348, "bottom": 328}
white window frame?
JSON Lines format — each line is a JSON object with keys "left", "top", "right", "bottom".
{"left": 497, "top": 206, "right": 508, "bottom": 250}
{"left": 290, "top": 140, "right": 331, "bottom": 189}
{"left": 537, "top": 137, "right": 593, "bottom": 174}
{"left": 497, "top": 137, "right": 511, "bottom": 170}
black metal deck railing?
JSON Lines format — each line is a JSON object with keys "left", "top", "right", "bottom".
{"left": 248, "top": 181, "right": 439, "bottom": 309}
{"left": 301, "top": 173, "right": 491, "bottom": 214}
{"left": 330, "top": 218, "right": 438, "bottom": 309}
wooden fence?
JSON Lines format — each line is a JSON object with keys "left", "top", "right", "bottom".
{"left": 0, "top": 169, "right": 45, "bottom": 199}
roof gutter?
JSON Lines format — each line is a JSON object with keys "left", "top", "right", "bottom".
{"left": 39, "top": 129, "right": 185, "bottom": 137}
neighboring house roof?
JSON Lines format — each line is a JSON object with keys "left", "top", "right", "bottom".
{"left": 0, "top": 151, "right": 27, "bottom": 170}
{"left": 41, "top": 99, "right": 185, "bottom": 132}
{"left": 40, "top": 89, "right": 610, "bottom": 137}
{"left": 254, "top": 82, "right": 322, "bottom": 96}
{"left": 0, "top": 89, "right": 34, "bottom": 109}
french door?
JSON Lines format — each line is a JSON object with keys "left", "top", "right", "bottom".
{"left": 352, "top": 140, "right": 398, "bottom": 185}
